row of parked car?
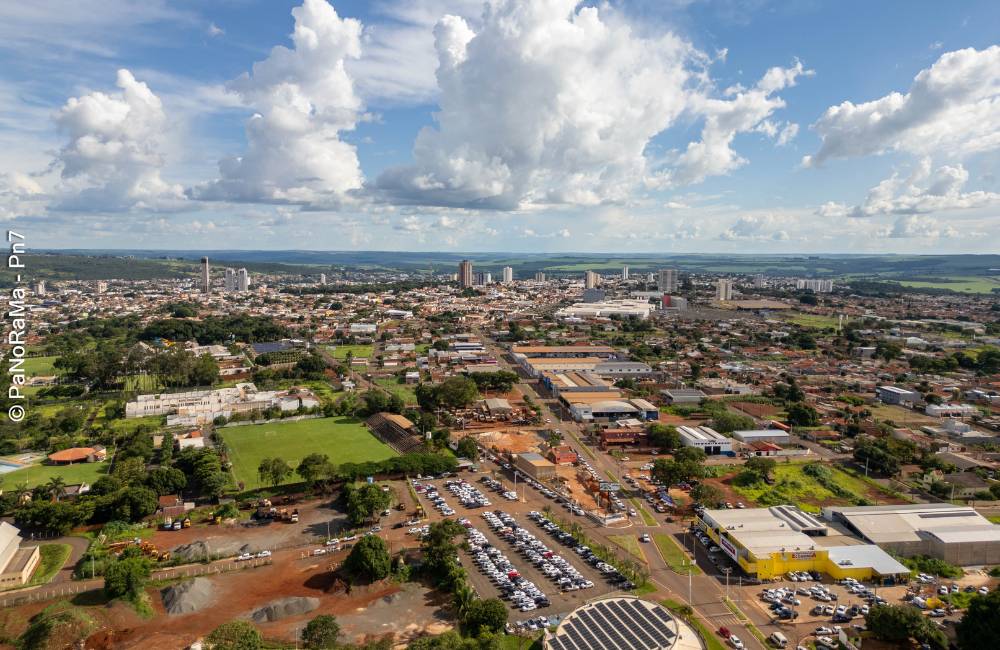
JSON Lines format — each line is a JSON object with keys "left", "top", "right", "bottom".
{"left": 483, "top": 510, "right": 594, "bottom": 592}
{"left": 480, "top": 476, "right": 520, "bottom": 502}
{"left": 527, "top": 511, "right": 635, "bottom": 590}
{"left": 413, "top": 481, "right": 456, "bottom": 516}
{"left": 444, "top": 479, "right": 492, "bottom": 508}
{"left": 466, "top": 524, "right": 550, "bottom": 612}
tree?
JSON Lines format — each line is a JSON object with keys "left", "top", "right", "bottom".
{"left": 743, "top": 457, "right": 777, "bottom": 481}
{"left": 957, "top": 587, "right": 1000, "bottom": 650}
{"left": 345, "top": 483, "right": 392, "bottom": 525}
{"left": 453, "top": 582, "right": 476, "bottom": 618}
{"left": 786, "top": 402, "right": 820, "bottom": 427}
{"left": 44, "top": 476, "right": 67, "bottom": 502}
{"left": 690, "top": 483, "right": 723, "bottom": 507}
{"left": 297, "top": 453, "right": 335, "bottom": 489}
{"left": 455, "top": 437, "right": 479, "bottom": 461}
{"left": 302, "top": 614, "right": 341, "bottom": 649}
{"left": 190, "top": 353, "right": 221, "bottom": 386}
{"left": 462, "top": 598, "right": 507, "bottom": 635}
{"left": 865, "top": 604, "right": 945, "bottom": 649}
{"left": 709, "top": 410, "right": 755, "bottom": 434}
{"left": 436, "top": 376, "right": 480, "bottom": 409}
{"left": 257, "top": 457, "right": 291, "bottom": 488}
{"left": 103, "top": 554, "right": 151, "bottom": 600}
{"left": 343, "top": 534, "right": 391, "bottom": 582}
{"left": 145, "top": 467, "right": 187, "bottom": 495}
{"left": 648, "top": 424, "right": 680, "bottom": 452}
{"left": 207, "top": 621, "right": 263, "bottom": 650}
{"left": 875, "top": 341, "right": 903, "bottom": 362}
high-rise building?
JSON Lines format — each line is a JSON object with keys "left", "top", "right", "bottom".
{"left": 657, "top": 268, "right": 678, "bottom": 293}
{"left": 95, "top": 281, "right": 107, "bottom": 294}
{"left": 31, "top": 280, "right": 45, "bottom": 296}
{"left": 319, "top": 273, "right": 327, "bottom": 285}
{"left": 237, "top": 268, "right": 250, "bottom": 292}
{"left": 458, "top": 260, "right": 473, "bottom": 288}
{"left": 502, "top": 266, "right": 513, "bottom": 284}
{"left": 474, "top": 271, "right": 491, "bottom": 286}
{"left": 796, "top": 278, "right": 834, "bottom": 293}
{"left": 224, "top": 268, "right": 237, "bottom": 292}
{"left": 716, "top": 278, "right": 734, "bottom": 302}
{"left": 621, "top": 265, "right": 629, "bottom": 280}
{"left": 201, "top": 257, "right": 211, "bottom": 294}
{"left": 753, "top": 274, "right": 765, "bottom": 288}
{"left": 584, "top": 270, "right": 600, "bottom": 289}
{"left": 534, "top": 272, "right": 546, "bottom": 282}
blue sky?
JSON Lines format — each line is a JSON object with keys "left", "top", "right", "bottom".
{"left": 1, "top": 0, "right": 998, "bottom": 252}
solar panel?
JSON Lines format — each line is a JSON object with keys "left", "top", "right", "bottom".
{"left": 621, "top": 600, "right": 672, "bottom": 646}
{"left": 590, "top": 602, "right": 641, "bottom": 650}
{"left": 607, "top": 599, "right": 660, "bottom": 649}
{"left": 578, "top": 608, "right": 619, "bottom": 650}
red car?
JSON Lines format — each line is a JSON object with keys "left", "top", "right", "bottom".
{"left": 718, "top": 627, "right": 731, "bottom": 638}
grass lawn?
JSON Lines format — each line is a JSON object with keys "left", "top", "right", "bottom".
{"left": 326, "top": 344, "right": 374, "bottom": 360}
{"left": 628, "top": 497, "right": 658, "bottom": 526}
{"left": 497, "top": 633, "right": 543, "bottom": 650}
{"left": 27, "top": 544, "right": 73, "bottom": 587}
{"left": 220, "top": 416, "right": 397, "bottom": 490}
{"left": 897, "top": 275, "right": 1000, "bottom": 294}
{"left": 122, "top": 374, "right": 162, "bottom": 392}
{"left": 730, "top": 462, "right": 889, "bottom": 512}
{"left": 608, "top": 534, "right": 647, "bottom": 563}
{"left": 374, "top": 377, "right": 418, "bottom": 405}
{"left": 24, "top": 356, "right": 59, "bottom": 377}
{"left": 784, "top": 313, "right": 841, "bottom": 329}
{"left": 0, "top": 461, "right": 108, "bottom": 490}
{"left": 652, "top": 533, "right": 702, "bottom": 575}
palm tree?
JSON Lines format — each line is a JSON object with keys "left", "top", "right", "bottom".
{"left": 452, "top": 582, "right": 475, "bottom": 617}
{"left": 45, "top": 476, "right": 67, "bottom": 502}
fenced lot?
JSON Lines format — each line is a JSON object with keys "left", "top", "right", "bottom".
{"left": 220, "top": 416, "right": 397, "bottom": 489}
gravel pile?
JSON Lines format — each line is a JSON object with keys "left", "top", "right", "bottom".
{"left": 250, "top": 597, "right": 320, "bottom": 623}
{"left": 171, "top": 540, "right": 252, "bottom": 561}
{"left": 161, "top": 577, "right": 216, "bottom": 615}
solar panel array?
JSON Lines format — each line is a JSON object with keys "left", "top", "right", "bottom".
{"left": 546, "top": 598, "right": 678, "bottom": 650}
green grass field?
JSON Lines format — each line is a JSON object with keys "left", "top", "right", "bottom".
{"left": 326, "top": 344, "right": 374, "bottom": 360}
{"left": 783, "top": 313, "right": 841, "bottom": 329}
{"left": 897, "top": 275, "right": 1000, "bottom": 294}
{"left": 220, "top": 416, "right": 397, "bottom": 490}
{"left": 730, "top": 462, "right": 889, "bottom": 512}
{"left": 608, "top": 534, "right": 647, "bottom": 563}
{"left": 27, "top": 544, "right": 72, "bottom": 587}
{"left": 374, "top": 377, "right": 418, "bottom": 405}
{"left": 24, "top": 356, "right": 59, "bottom": 377}
{"left": 652, "top": 533, "right": 702, "bottom": 575}
{"left": 0, "top": 460, "right": 108, "bottom": 489}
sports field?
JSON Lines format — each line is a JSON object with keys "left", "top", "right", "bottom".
{"left": 325, "top": 344, "right": 373, "bottom": 360}
{"left": 0, "top": 460, "right": 108, "bottom": 489}
{"left": 220, "top": 416, "right": 397, "bottom": 489}
{"left": 24, "top": 356, "right": 59, "bottom": 377}
{"left": 374, "top": 377, "right": 418, "bottom": 405}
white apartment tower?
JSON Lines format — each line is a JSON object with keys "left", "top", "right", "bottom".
{"left": 224, "top": 268, "right": 237, "bottom": 292}
{"left": 237, "top": 268, "right": 250, "bottom": 292}
{"left": 621, "top": 265, "right": 629, "bottom": 280}
{"left": 584, "top": 270, "right": 600, "bottom": 289}
{"left": 319, "top": 273, "right": 327, "bottom": 285}
{"left": 657, "top": 268, "right": 678, "bottom": 293}
{"left": 502, "top": 266, "right": 514, "bottom": 284}
{"left": 716, "top": 278, "right": 734, "bottom": 302}
{"left": 201, "top": 257, "right": 211, "bottom": 294}
{"left": 534, "top": 272, "right": 546, "bottom": 282}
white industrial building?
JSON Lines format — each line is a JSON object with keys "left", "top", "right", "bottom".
{"left": 125, "top": 383, "right": 320, "bottom": 426}
{"left": 555, "top": 299, "right": 655, "bottom": 320}
{"left": 677, "top": 425, "right": 732, "bottom": 455}
{"left": 732, "top": 429, "right": 791, "bottom": 445}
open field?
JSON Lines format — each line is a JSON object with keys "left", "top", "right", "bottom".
{"left": 24, "top": 356, "right": 59, "bottom": 377}
{"left": 325, "top": 344, "right": 373, "bottom": 360}
{"left": 652, "top": 533, "right": 702, "bottom": 575}
{"left": 374, "top": 377, "right": 419, "bottom": 405}
{"left": 0, "top": 460, "right": 108, "bottom": 489}
{"left": 868, "top": 403, "right": 940, "bottom": 425}
{"left": 728, "top": 462, "right": 902, "bottom": 513}
{"left": 220, "top": 416, "right": 397, "bottom": 490}
{"left": 27, "top": 544, "right": 72, "bottom": 587}
{"left": 608, "top": 534, "right": 646, "bottom": 563}
{"left": 896, "top": 275, "right": 1000, "bottom": 294}
{"left": 783, "top": 313, "right": 841, "bottom": 329}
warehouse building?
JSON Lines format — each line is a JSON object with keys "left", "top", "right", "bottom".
{"left": 732, "top": 429, "right": 791, "bottom": 445}
{"left": 697, "top": 506, "right": 910, "bottom": 583}
{"left": 677, "top": 426, "right": 732, "bottom": 455}
{"left": 660, "top": 388, "right": 706, "bottom": 405}
{"left": 822, "top": 503, "right": 1000, "bottom": 566}
{"left": 514, "top": 452, "right": 557, "bottom": 481}
{"left": 0, "top": 522, "right": 40, "bottom": 588}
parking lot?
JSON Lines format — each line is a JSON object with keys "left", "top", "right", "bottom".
{"left": 411, "top": 476, "right": 622, "bottom": 625}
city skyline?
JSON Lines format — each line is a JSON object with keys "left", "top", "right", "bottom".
{"left": 0, "top": 1, "right": 997, "bottom": 253}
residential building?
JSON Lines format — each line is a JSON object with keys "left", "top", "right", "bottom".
{"left": 32, "top": 280, "right": 45, "bottom": 296}
{"left": 584, "top": 270, "right": 599, "bottom": 289}
{"left": 224, "top": 267, "right": 237, "bottom": 292}
{"left": 319, "top": 273, "right": 327, "bottom": 285}
{"left": 621, "top": 265, "right": 629, "bottom": 280}
{"left": 657, "top": 268, "right": 677, "bottom": 293}
{"left": 502, "top": 266, "right": 513, "bottom": 284}
{"left": 753, "top": 274, "right": 765, "bottom": 288}
{"left": 458, "top": 260, "right": 473, "bottom": 288}
{"left": 237, "top": 268, "right": 250, "bottom": 292}
{"left": 534, "top": 272, "right": 546, "bottom": 282}
{"left": 796, "top": 279, "right": 834, "bottom": 293}
{"left": 716, "top": 278, "right": 734, "bottom": 302}
{"left": 201, "top": 257, "right": 211, "bottom": 294}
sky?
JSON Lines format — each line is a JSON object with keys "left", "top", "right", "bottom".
{"left": 1, "top": 0, "right": 999, "bottom": 254}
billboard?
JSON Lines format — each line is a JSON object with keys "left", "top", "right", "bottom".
{"left": 719, "top": 536, "right": 739, "bottom": 562}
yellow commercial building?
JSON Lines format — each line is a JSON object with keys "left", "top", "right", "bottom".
{"left": 697, "top": 505, "right": 910, "bottom": 584}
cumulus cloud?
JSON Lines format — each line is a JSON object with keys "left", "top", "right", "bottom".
{"left": 804, "top": 46, "right": 1000, "bottom": 166}
{"left": 49, "top": 69, "right": 182, "bottom": 211}
{"left": 816, "top": 158, "right": 1000, "bottom": 218}
{"left": 376, "top": 0, "right": 807, "bottom": 210}
{"left": 883, "top": 215, "right": 957, "bottom": 239}
{"left": 718, "top": 214, "right": 789, "bottom": 241}
{"left": 189, "top": 0, "right": 364, "bottom": 205}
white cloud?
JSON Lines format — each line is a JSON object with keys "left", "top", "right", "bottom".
{"left": 816, "top": 158, "right": 1000, "bottom": 218}
{"left": 718, "top": 214, "right": 790, "bottom": 241}
{"left": 208, "top": 23, "right": 224, "bottom": 37}
{"left": 189, "top": 0, "right": 365, "bottom": 205}
{"left": 804, "top": 46, "right": 1000, "bottom": 166}
{"left": 776, "top": 122, "right": 799, "bottom": 146}
{"left": 49, "top": 69, "right": 183, "bottom": 211}
{"left": 883, "top": 215, "right": 957, "bottom": 239}
{"left": 377, "top": 1, "right": 808, "bottom": 210}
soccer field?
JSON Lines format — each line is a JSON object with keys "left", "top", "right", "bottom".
{"left": 220, "top": 416, "right": 397, "bottom": 490}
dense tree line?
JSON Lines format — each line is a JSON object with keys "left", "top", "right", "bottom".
{"left": 138, "top": 314, "right": 291, "bottom": 344}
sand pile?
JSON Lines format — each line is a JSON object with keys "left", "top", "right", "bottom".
{"left": 161, "top": 577, "right": 216, "bottom": 615}
{"left": 250, "top": 597, "right": 320, "bottom": 623}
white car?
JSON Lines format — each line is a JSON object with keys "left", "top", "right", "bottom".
{"left": 979, "top": 586, "right": 989, "bottom": 595}
{"left": 256, "top": 550, "right": 271, "bottom": 558}
{"left": 236, "top": 552, "right": 252, "bottom": 561}
{"left": 729, "top": 635, "right": 744, "bottom": 650}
